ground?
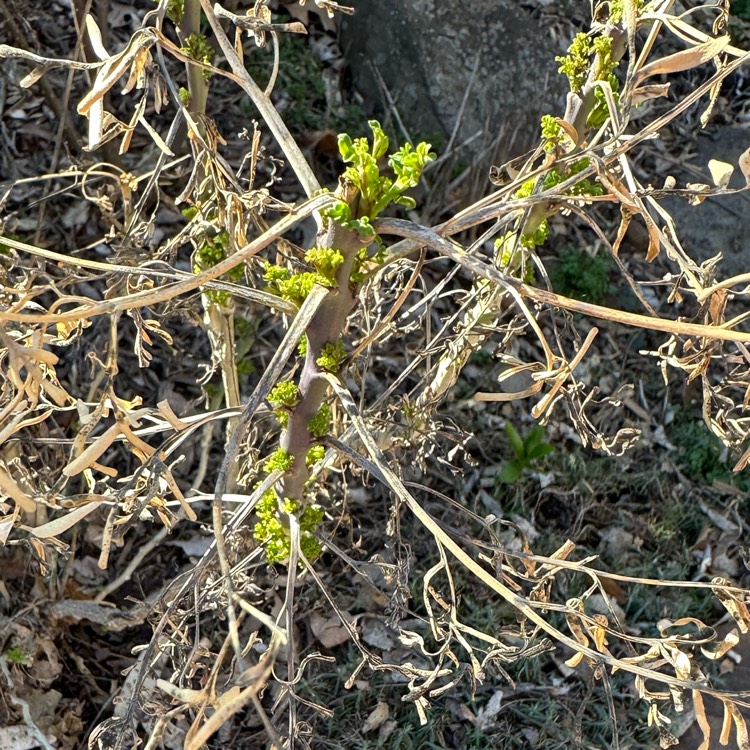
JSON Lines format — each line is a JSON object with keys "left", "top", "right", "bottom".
{"left": 1, "top": 2, "right": 750, "bottom": 749}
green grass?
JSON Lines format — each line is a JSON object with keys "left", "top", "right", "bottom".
{"left": 295, "top": 413, "right": 735, "bottom": 749}
{"left": 242, "top": 35, "right": 365, "bottom": 134}
{"left": 733, "top": 0, "right": 750, "bottom": 22}
{"left": 301, "top": 645, "right": 660, "bottom": 749}
{"left": 549, "top": 247, "right": 617, "bottom": 305}
{"left": 668, "top": 407, "right": 750, "bottom": 489}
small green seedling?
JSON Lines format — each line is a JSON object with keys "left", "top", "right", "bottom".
{"left": 5, "top": 646, "right": 29, "bottom": 665}
{"left": 498, "top": 423, "right": 554, "bottom": 483}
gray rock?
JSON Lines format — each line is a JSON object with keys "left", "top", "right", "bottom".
{"left": 339, "top": 2, "right": 749, "bottom": 277}
{"left": 660, "top": 126, "right": 750, "bottom": 277}
{"left": 340, "top": 0, "right": 571, "bottom": 168}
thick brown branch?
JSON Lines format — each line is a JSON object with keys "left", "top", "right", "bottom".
{"left": 279, "top": 214, "right": 363, "bottom": 499}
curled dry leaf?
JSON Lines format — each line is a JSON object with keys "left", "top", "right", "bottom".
{"left": 713, "top": 580, "right": 750, "bottom": 633}
{"left": 361, "top": 701, "right": 389, "bottom": 733}
{"left": 631, "top": 83, "right": 671, "bottom": 104}
{"left": 84, "top": 14, "right": 110, "bottom": 61}
{"left": 28, "top": 500, "right": 104, "bottom": 539}
{"left": 309, "top": 611, "right": 355, "bottom": 648}
{"left": 77, "top": 29, "right": 156, "bottom": 150}
{"left": 720, "top": 699, "right": 750, "bottom": 750}
{"left": 692, "top": 690, "right": 711, "bottom": 750}
{"left": 686, "top": 183, "right": 712, "bottom": 205}
{"left": 700, "top": 627, "right": 739, "bottom": 660}
{"left": 708, "top": 159, "right": 734, "bottom": 188}
{"left": 556, "top": 118, "right": 580, "bottom": 147}
{"left": 0, "top": 464, "right": 36, "bottom": 512}
{"left": 739, "top": 145, "right": 750, "bottom": 186}
{"left": 635, "top": 35, "right": 730, "bottom": 85}
{"left": 0, "top": 506, "right": 19, "bottom": 544}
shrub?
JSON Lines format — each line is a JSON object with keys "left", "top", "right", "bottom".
{"left": 1, "top": 1, "right": 749, "bottom": 748}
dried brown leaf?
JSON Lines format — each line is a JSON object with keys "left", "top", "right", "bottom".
{"left": 721, "top": 699, "right": 733, "bottom": 745}
{"left": 362, "top": 702, "right": 389, "bottom": 733}
{"left": 122, "top": 46, "right": 151, "bottom": 95}
{"left": 29, "top": 501, "right": 104, "bottom": 539}
{"left": 556, "top": 118, "right": 580, "bottom": 147}
{"left": 591, "top": 616, "right": 609, "bottom": 652}
{"left": 19, "top": 66, "right": 49, "bottom": 88}
{"left": 157, "top": 399, "right": 188, "bottom": 431}
{"left": 119, "top": 421, "right": 154, "bottom": 461}
{"left": 636, "top": 35, "right": 730, "bottom": 84}
{"left": 138, "top": 114, "right": 174, "bottom": 156}
{"left": 310, "top": 611, "right": 355, "bottom": 648}
{"left": 565, "top": 650, "right": 586, "bottom": 668}
{"left": 729, "top": 700, "right": 750, "bottom": 750}
{"left": 708, "top": 289, "right": 729, "bottom": 326}
{"left": 0, "top": 506, "right": 19, "bottom": 545}
{"left": 631, "top": 83, "right": 671, "bottom": 104}
{"left": 708, "top": 159, "right": 734, "bottom": 188}
{"left": 739, "top": 145, "right": 750, "bottom": 186}
{"left": 686, "top": 183, "right": 712, "bottom": 205}
{"left": 63, "top": 423, "right": 122, "bottom": 477}
{"left": 701, "top": 627, "right": 739, "bottom": 660}
{"left": 0, "top": 464, "right": 36, "bottom": 512}
{"left": 714, "top": 580, "right": 750, "bottom": 633}
{"left": 692, "top": 690, "right": 711, "bottom": 750}
{"left": 77, "top": 31, "right": 155, "bottom": 116}
{"left": 85, "top": 14, "right": 110, "bottom": 60}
